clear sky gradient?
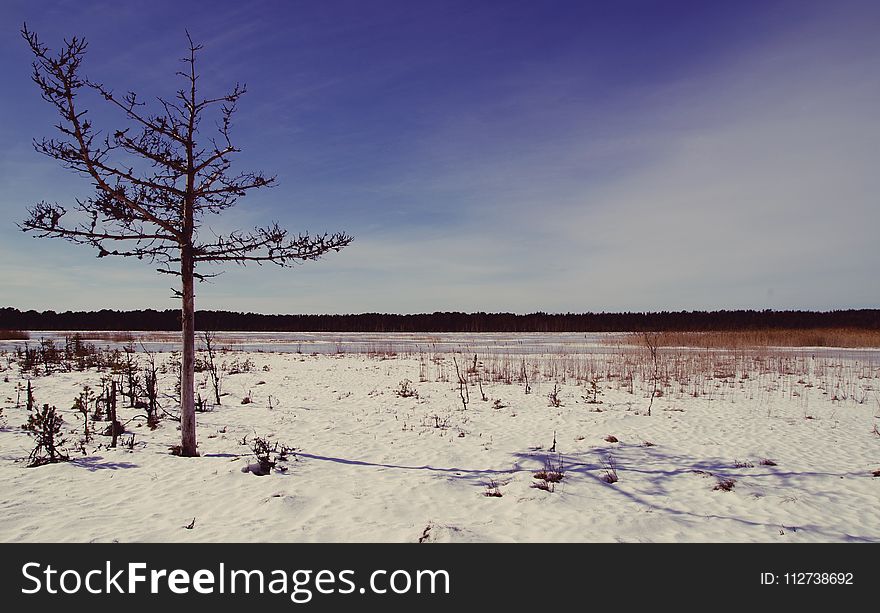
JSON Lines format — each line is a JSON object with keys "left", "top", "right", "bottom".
{"left": 1, "top": 0, "right": 878, "bottom": 314}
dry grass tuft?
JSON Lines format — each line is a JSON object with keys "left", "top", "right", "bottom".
{"left": 601, "top": 455, "right": 619, "bottom": 484}
{"left": 533, "top": 457, "right": 565, "bottom": 492}
{"left": 484, "top": 480, "right": 503, "bottom": 497}
{"left": 714, "top": 477, "right": 736, "bottom": 492}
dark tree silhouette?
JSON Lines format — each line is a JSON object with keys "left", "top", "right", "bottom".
{"left": 2, "top": 307, "right": 880, "bottom": 334}
{"left": 20, "top": 26, "right": 352, "bottom": 456}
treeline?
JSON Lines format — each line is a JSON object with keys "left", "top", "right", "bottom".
{"left": 1, "top": 307, "right": 877, "bottom": 333}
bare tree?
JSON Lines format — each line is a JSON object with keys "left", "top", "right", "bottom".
{"left": 642, "top": 331, "right": 660, "bottom": 416}
{"left": 19, "top": 27, "right": 352, "bottom": 457}
{"left": 202, "top": 330, "right": 223, "bottom": 406}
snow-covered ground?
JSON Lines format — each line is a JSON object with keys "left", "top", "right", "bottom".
{"left": 1, "top": 343, "right": 878, "bottom": 542}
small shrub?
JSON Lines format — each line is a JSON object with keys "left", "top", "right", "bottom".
{"left": 225, "top": 357, "right": 254, "bottom": 375}
{"left": 247, "top": 436, "right": 297, "bottom": 476}
{"left": 533, "top": 456, "right": 565, "bottom": 488}
{"left": 548, "top": 383, "right": 562, "bottom": 407}
{"left": 121, "top": 344, "right": 141, "bottom": 407}
{"left": 424, "top": 414, "right": 450, "bottom": 430}
{"left": 141, "top": 354, "right": 160, "bottom": 428}
{"left": 72, "top": 438, "right": 87, "bottom": 455}
{"left": 26, "top": 380, "right": 35, "bottom": 412}
{"left": 100, "top": 379, "right": 122, "bottom": 448}
{"left": 484, "top": 480, "right": 503, "bottom": 497}
{"left": 251, "top": 437, "right": 276, "bottom": 475}
{"left": 22, "top": 404, "right": 69, "bottom": 467}
{"left": 733, "top": 459, "right": 754, "bottom": 468}
{"left": 240, "top": 392, "right": 252, "bottom": 405}
{"left": 492, "top": 399, "right": 506, "bottom": 410}
{"left": 601, "top": 455, "right": 618, "bottom": 484}
{"left": 604, "top": 435, "right": 619, "bottom": 443}
{"left": 714, "top": 477, "right": 736, "bottom": 492}
{"left": 71, "top": 385, "right": 95, "bottom": 443}
{"left": 759, "top": 458, "right": 778, "bottom": 466}
{"left": 583, "top": 379, "right": 603, "bottom": 404}
{"left": 195, "top": 394, "right": 214, "bottom": 412}
{"left": 396, "top": 379, "right": 419, "bottom": 399}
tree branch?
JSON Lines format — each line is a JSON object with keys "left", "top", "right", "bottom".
{"left": 194, "top": 225, "right": 352, "bottom": 265}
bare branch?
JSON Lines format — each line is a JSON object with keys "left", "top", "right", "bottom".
{"left": 22, "top": 27, "right": 184, "bottom": 240}
{"left": 194, "top": 225, "right": 353, "bottom": 265}
{"left": 20, "top": 201, "right": 176, "bottom": 262}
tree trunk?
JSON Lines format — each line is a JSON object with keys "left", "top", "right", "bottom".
{"left": 180, "top": 245, "right": 198, "bottom": 456}
{"left": 109, "top": 379, "right": 118, "bottom": 448}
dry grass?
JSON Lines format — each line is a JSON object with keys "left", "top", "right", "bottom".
{"left": 622, "top": 328, "right": 880, "bottom": 349}
{"left": 412, "top": 341, "right": 879, "bottom": 413}
{"left": 600, "top": 455, "right": 619, "bottom": 484}
{"left": 72, "top": 331, "right": 170, "bottom": 343}
{"left": 484, "top": 480, "right": 503, "bottom": 497}
{"left": 0, "top": 330, "right": 29, "bottom": 340}
{"left": 78, "top": 331, "right": 137, "bottom": 343}
{"left": 533, "top": 457, "right": 565, "bottom": 486}
{"left": 11, "top": 330, "right": 875, "bottom": 421}
{"left": 714, "top": 477, "right": 736, "bottom": 492}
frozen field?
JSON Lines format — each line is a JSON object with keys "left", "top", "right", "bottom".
{"left": 1, "top": 335, "right": 878, "bottom": 542}
{"left": 0, "top": 330, "right": 621, "bottom": 355}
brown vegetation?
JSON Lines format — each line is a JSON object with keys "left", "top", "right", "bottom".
{"left": 0, "top": 330, "right": 29, "bottom": 340}
{"left": 619, "top": 328, "right": 880, "bottom": 349}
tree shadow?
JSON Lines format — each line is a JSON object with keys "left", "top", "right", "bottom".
{"left": 297, "top": 446, "right": 878, "bottom": 542}
{"left": 297, "top": 452, "right": 524, "bottom": 478}
{"left": 71, "top": 456, "right": 139, "bottom": 471}
{"left": 513, "top": 443, "right": 877, "bottom": 542}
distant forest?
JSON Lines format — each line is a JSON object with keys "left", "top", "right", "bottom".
{"left": 1, "top": 307, "right": 877, "bottom": 333}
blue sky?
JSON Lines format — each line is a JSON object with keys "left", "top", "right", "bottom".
{"left": 1, "top": 0, "right": 878, "bottom": 314}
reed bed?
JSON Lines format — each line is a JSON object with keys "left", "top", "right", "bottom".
{"left": 415, "top": 344, "right": 880, "bottom": 411}
{"left": 615, "top": 328, "right": 880, "bottom": 349}
{"left": 0, "top": 330, "right": 29, "bottom": 340}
